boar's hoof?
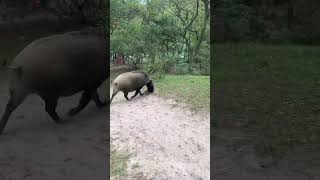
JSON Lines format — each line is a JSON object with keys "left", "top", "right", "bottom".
{"left": 67, "top": 108, "right": 79, "bottom": 117}
{"left": 97, "top": 103, "right": 107, "bottom": 108}
{"left": 139, "top": 91, "right": 144, "bottom": 96}
{"left": 95, "top": 101, "right": 107, "bottom": 108}
{"left": 54, "top": 119, "right": 64, "bottom": 124}
{"left": 49, "top": 117, "right": 63, "bottom": 124}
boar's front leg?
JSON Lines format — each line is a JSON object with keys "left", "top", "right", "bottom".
{"left": 131, "top": 88, "right": 143, "bottom": 99}
{"left": 91, "top": 90, "right": 107, "bottom": 108}
{"left": 67, "top": 91, "right": 91, "bottom": 116}
{"left": 43, "top": 96, "right": 62, "bottom": 123}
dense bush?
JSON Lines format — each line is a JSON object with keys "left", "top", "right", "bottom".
{"left": 111, "top": 0, "right": 210, "bottom": 76}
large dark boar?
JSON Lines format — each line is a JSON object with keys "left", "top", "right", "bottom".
{"left": 0, "top": 32, "right": 108, "bottom": 134}
{"left": 110, "top": 71, "right": 154, "bottom": 104}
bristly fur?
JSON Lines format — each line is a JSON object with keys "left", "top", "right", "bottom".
{"left": 146, "top": 80, "right": 154, "bottom": 92}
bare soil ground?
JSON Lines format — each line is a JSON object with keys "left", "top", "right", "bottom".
{"left": 110, "top": 87, "right": 210, "bottom": 179}
{"left": 0, "top": 70, "right": 108, "bottom": 180}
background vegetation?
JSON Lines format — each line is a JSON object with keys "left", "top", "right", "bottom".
{"left": 111, "top": 0, "right": 210, "bottom": 76}
{"left": 213, "top": 0, "right": 320, "bottom": 44}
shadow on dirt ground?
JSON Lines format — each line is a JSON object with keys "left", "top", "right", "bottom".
{"left": 0, "top": 70, "right": 108, "bottom": 180}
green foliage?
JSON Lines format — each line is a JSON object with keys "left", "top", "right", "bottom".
{"left": 195, "top": 42, "right": 210, "bottom": 74}
{"left": 142, "top": 56, "right": 169, "bottom": 79}
{"left": 111, "top": 0, "right": 210, "bottom": 75}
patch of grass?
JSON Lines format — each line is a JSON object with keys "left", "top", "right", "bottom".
{"left": 213, "top": 43, "right": 320, "bottom": 156}
{"left": 155, "top": 75, "right": 210, "bottom": 111}
{"left": 110, "top": 148, "right": 131, "bottom": 177}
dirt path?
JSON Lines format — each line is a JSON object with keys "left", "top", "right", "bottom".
{"left": 110, "top": 88, "right": 210, "bottom": 179}
{"left": 0, "top": 70, "right": 108, "bottom": 180}
{"left": 110, "top": 86, "right": 320, "bottom": 180}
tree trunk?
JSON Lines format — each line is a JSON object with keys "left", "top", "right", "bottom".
{"left": 192, "top": 0, "right": 209, "bottom": 63}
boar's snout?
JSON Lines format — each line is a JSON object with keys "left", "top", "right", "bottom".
{"left": 146, "top": 80, "right": 154, "bottom": 93}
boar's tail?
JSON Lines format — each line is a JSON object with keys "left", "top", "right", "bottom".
{"left": 146, "top": 80, "right": 154, "bottom": 93}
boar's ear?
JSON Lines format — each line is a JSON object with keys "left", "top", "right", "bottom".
{"left": 8, "top": 66, "right": 23, "bottom": 79}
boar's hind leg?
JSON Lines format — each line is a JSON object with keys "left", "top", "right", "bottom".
{"left": 110, "top": 90, "right": 118, "bottom": 104}
{"left": 123, "top": 92, "right": 130, "bottom": 101}
{"left": 43, "top": 97, "right": 62, "bottom": 123}
{"left": 0, "top": 92, "right": 26, "bottom": 134}
{"left": 92, "top": 90, "right": 107, "bottom": 108}
{"left": 68, "top": 91, "right": 91, "bottom": 116}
